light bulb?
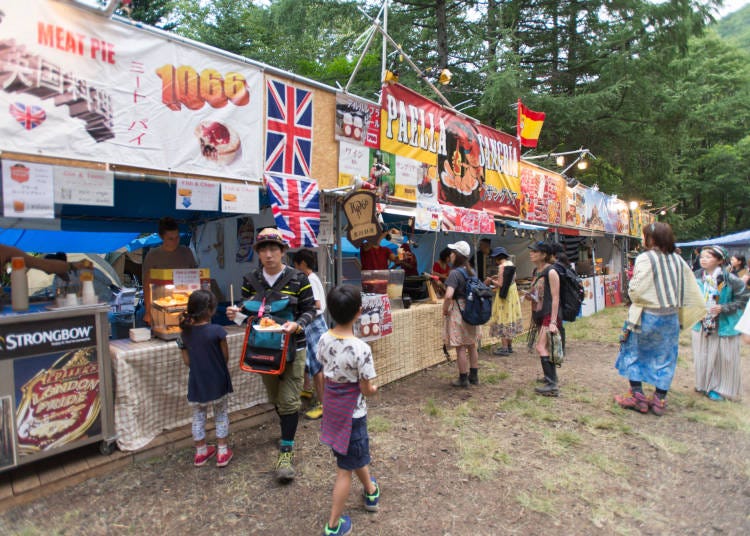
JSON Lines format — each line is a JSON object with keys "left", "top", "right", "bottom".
{"left": 556, "top": 156, "right": 565, "bottom": 167}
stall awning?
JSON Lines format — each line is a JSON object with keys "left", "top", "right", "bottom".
{"left": 0, "top": 228, "right": 140, "bottom": 254}
{"left": 677, "top": 229, "right": 750, "bottom": 248}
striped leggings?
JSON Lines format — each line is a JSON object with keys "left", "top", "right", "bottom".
{"left": 191, "top": 397, "right": 229, "bottom": 442}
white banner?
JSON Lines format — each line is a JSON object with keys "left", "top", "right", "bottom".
{"left": 0, "top": 1, "right": 264, "bottom": 180}
{"left": 2, "top": 160, "right": 55, "bottom": 219}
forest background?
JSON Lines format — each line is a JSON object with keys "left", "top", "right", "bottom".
{"left": 119, "top": 0, "right": 750, "bottom": 241}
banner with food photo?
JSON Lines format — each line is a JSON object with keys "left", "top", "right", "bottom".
{"left": 629, "top": 207, "right": 643, "bottom": 238}
{"left": 519, "top": 162, "right": 566, "bottom": 224}
{"left": 606, "top": 197, "right": 630, "bottom": 235}
{"left": 334, "top": 93, "right": 380, "bottom": 149}
{"left": 0, "top": 1, "right": 264, "bottom": 181}
{"left": 564, "top": 185, "right": 586, "bottom": 228}
{"left": 581, "top": 187, "right": 609, "bottom": 232}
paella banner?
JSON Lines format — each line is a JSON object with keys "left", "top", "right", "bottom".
{"left": 380, "top": 83, "right": 520, "bottom": 216}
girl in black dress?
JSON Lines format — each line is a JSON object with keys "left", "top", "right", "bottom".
{"left": 179, "top": 290, "right": 234, "bottom": 467}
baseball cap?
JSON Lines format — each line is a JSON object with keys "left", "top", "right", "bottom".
{"left": 253, "top": 227, "right": 288, "bottom": 251}
{"left": 489, "top": 246, "right": 510, "bottom": 259}
{"left": 528, "top": 241, "right": 552, "bottom": 254}
{"left": 447, "top": 240, "right": 471, "bottom": 258}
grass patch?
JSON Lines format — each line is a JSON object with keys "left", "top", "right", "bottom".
{"left": 498, "top": 395, "right": 559, "bottom": 423}
{"left": 542, "top": 428, "right": 582, "bottom": 456}
{"left": 637, "top": 432, "right": 689, "bottom": 457}
{"left": 456, "top": 434, "right": 511, "bottom": 480}
{"left": 565, "top": 307, "right": 627, "bottom": 343}
{"left": 482, "top": 370, "right": 510, "bottom": 384}
{"left": 566, "top": 383, "right": 594, "bottom": 404}
{"left": 589, "top": 497, "right": 650, "bottom": 533}
{"left": 367, "top": 414, "right": 392, "bottom": 433}
{"left": 516, "top": 490, "right": 558, "bottom": 516}
{"left": 423, "top": 397, "right": 441, "bottom": 417}
{"left": 587, "top": 453, "right": 630, "bottom": 478}
{"left": 583, "top": 416, "right": 633, "bottom": 435}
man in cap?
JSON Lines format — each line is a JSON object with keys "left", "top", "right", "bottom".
{"left": 227, "top": 227, "right": 316, "bottom": 482}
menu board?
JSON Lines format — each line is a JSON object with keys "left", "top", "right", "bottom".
{"left": 175, "top": 178, "right": 220, "bottom": 211}
{"left": 54, "top": 166, "right": 114, "bottom": 207}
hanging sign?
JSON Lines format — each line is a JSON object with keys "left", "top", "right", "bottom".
{"left": 220, "top": 182, "right": 259, "bottom": 214}
{"left": 342, "top": 190, "right": 379, "bottom": 247}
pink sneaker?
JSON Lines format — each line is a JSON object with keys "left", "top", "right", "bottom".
{"left": 194, "top": 445, "right": 216, "bottom": 466}
{"left": 614, "top": 390, "right": 649, "bottom": 413}
{"left": 649, "top": 396, "right": 667, "bottom": 417}
{"left": 216, "top": 447, "right": 233, "bottom": 468}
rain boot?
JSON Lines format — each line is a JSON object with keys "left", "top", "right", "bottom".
{"left": 468, "top": 368, "right": 479, "bottom": 385}
{"left": 534, "top": 357, "right": 559, "bottom": 397}
{"left": 452, "top": 373, "right": 469, "bottom": 388}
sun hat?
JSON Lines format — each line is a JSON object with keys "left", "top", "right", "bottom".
{"left": 489, "top": 246, "right": 510, "bottom": 259}
{"left": 528, "top": 241, "right": 552, "bottom": 254}
{"left": 447, "top": 240, "right": 471, "bottom": 258}
{"left": 253, "top": 227, "right": 288, "bottom": 251}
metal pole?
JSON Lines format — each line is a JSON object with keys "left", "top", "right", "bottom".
{"left": 381, "top": 0, "right": 388, "bottom": 85}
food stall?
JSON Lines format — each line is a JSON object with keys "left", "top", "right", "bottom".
{"left": 0, "top": 303, "right": 116, "bottom": 472}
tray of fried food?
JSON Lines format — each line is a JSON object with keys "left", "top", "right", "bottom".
{"left": 253, "top": 316, "right": 284, "bottom": 332}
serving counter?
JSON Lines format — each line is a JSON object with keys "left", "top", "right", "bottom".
{"left": 109, "top": 325, "right": 268, "bottom": 451}
{"left": 0, "top": 304, "right": 115, "bottom": 472}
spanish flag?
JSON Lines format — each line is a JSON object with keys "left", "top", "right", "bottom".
{"left": 517, "top": 99, "right": 546, "bottom": 148}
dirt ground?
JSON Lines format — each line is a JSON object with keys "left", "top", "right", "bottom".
{"left": 1, "top": 308, "right": 749, "bottom": 536}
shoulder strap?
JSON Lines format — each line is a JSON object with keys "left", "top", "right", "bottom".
{"left": 248, "top": 267, "right": 298, "bottom": 299}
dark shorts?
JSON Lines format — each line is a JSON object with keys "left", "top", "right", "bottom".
{"left": 333, "top": 416, "right": 371, "bottom": 471}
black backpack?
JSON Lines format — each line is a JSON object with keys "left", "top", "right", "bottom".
{"left": 456, "top": 267, "right": 493, "bottom": 326}
{"left": 557, "top": 263, "right": 584, "bottom": 322}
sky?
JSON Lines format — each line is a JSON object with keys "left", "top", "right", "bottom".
{"left": 717, "top": 0, "right": 749, "bottom": 16}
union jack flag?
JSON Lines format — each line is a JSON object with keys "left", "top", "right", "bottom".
{"left": 265, "top": 173, "right": 320, "bottom": 248}
{"left": 9, "top": 102, "right": 46, "bottom": 130}
{"left": 265, "top": 79, "right": 313, "bottom": 176}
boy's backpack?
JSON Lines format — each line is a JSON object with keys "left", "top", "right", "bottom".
{"left": 558, "top": 264, "right": 584, "bottom": 322}
{"left": 456, "top": 267, "right": 493, "bottom": 326}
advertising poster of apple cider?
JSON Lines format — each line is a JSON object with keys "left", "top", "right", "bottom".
{"left": 0, "top": 1, "right": 263, "bottom": 181}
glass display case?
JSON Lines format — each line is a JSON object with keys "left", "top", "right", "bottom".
{"left": 148, "top": 268, "right": 210, "bottom": 340}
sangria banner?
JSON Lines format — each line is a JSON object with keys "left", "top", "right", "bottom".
{"left": 0, "top": 1, "right": 264, "bottom": 180}
{"left": 380, "top": 84, "right": 520, "bottom": 216}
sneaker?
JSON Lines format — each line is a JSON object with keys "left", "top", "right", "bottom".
{"left": 323, "top": 515, "right": 352, "bottom": 536}
{"left": 614, "top": 390, "right": 649, "bottom": 413}
{"left": 216, "top": 447, "right": 233, "bottom": 467}
{"left": 363, "top": 478, "right": 380, "bottom": 512}
{"left": 707, "top": 390, "right": 725, "bottom": 401}
{"left": 649, "top": 396, "right": 667, "bottom": 417}
{"left": 300, "top": 389, "right": 313, "bottom": 399}
{"left": 193, "top": 445, "right": 216, "bottom": 467}
{"left": 305, "top": 402, "right": 323, "bottom": 420}
{"left": 275, "top": 450, "right": 295, "bottom": 482}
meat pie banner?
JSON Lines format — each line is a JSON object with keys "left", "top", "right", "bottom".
{"left": 380, "top": 84, "right": 520, "bottom": 216}
{"left": 0, "top": 1, "right": 263, "bottom": 180}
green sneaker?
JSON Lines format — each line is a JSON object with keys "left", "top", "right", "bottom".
{"left": 275, "top": 450, "right": 295, "bottom": 482}
{"left": 323, "top": 515, "right": 351, "bottom": 535}
{"left": 363, "top": 478, "right": 380, "bottom": 512}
